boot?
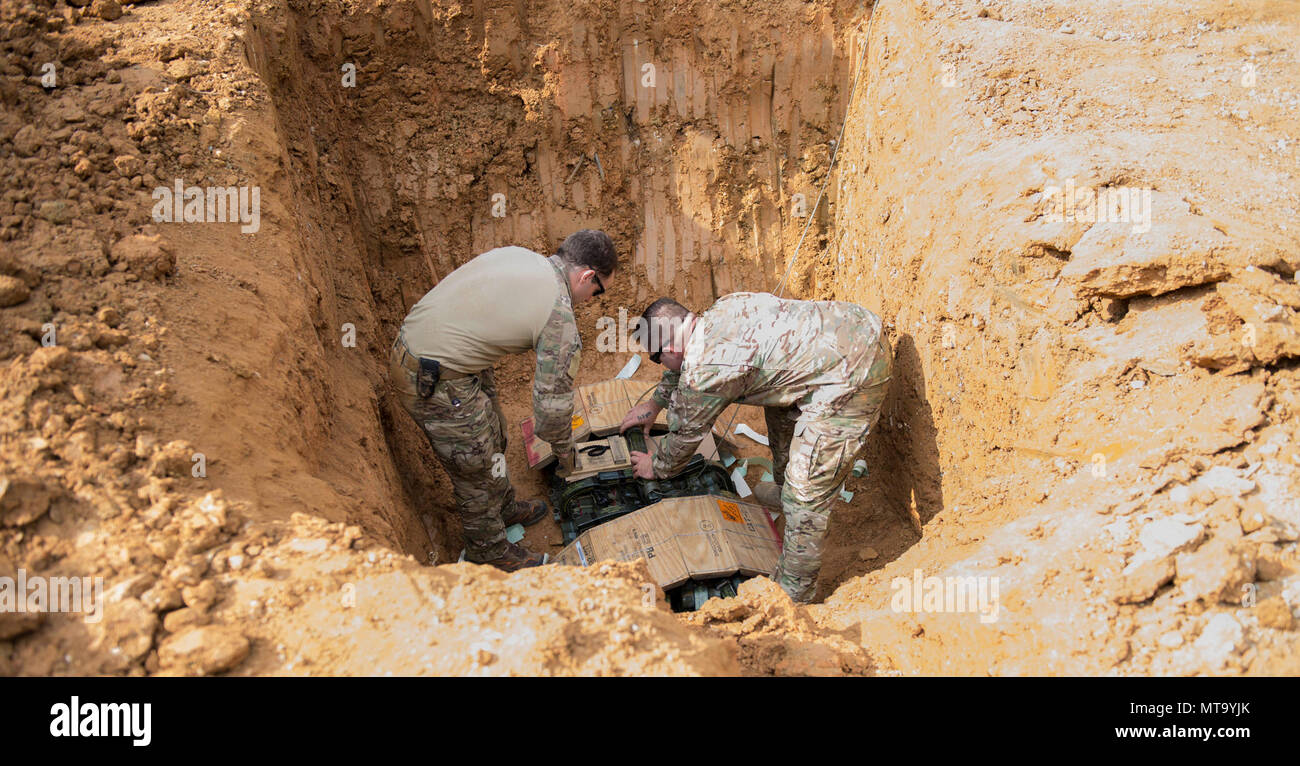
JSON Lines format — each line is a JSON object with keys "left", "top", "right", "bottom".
{"left": 502, "top": 498, "right": 550, "bottom": 527}
{"left": 474, "top": 542, "right": 547, "bottom": 572}
{"left": 752, "top": 481, "right": 783, "bottom": 509}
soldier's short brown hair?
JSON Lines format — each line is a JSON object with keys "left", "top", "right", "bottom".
{"left": 555, "top": 229, "right": 618, "bottom": 277}
{"left": 638, "top": 297, "right": 690, "bottom": 354}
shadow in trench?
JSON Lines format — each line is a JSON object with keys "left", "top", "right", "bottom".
{"left": 378, "top": 389, "right": 462, "bottom": 563}
{"left": 818, "top": 332, "right": 945, "bottom": 599}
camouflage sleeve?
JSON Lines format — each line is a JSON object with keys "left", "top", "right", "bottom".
{"left": 652, "top": 369, "right": 679, "bottom": 408}
{"left": 651, "top": 367, "right": 738, "bottom": 477}
{"left": 533, "top": 305, "right": 581, "bottom": 458}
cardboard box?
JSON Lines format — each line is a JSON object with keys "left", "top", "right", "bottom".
{"left": 551, "top": 495, "right": 781, "bottom": 590}
{"left": 521, "top": 412, "right": 592, "bottom": 468}
{"left": 578, "top": 378, "right": 669, "bottom": 436}
{"left": 561, "top": 432, "right": 721, "bottom": 482}
{"left": 521, "top": 377, "right": 669, "bottom": 468}
{"left": 568, "top": 435, "right": 633, "bottom": 478}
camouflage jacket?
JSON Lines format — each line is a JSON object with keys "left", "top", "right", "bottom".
{"left": 651, "top": 292, "right": 883, "bottom": 476}
{"left": 532, "top": 257, "right": 582, "bottom": 458}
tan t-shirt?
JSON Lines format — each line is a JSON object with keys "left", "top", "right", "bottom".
{"left": 401, "top": 246, "right": 563, "bottom": 373}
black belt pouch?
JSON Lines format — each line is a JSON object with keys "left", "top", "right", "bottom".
{"left": 417, "top": 357, "right": 441, "bottom": 398}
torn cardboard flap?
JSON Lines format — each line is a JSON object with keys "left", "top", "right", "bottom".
{"left": 552, "top": 495, "right": 781, "bottom": 590}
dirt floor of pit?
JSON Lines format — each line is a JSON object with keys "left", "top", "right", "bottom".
{"left": 3, "top": 0, "right": 1300, "bottom": 676}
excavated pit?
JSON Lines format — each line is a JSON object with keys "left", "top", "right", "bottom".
{"left": 232, "top": 0, "right": 913, "bottom": 585}
{"left": 214, "top": 0, "right": 1300, "bottom": 673}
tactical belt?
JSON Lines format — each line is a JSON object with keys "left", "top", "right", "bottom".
{"left": 393, "top": 333, "right": 474, "bottom": 398}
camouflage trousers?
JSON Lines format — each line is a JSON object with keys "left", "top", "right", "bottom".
{"left": 389, "top": 333, "right": 512, "bottom": 561}
{"left": 764, "top": 333, "right": 893, "bottom": 603}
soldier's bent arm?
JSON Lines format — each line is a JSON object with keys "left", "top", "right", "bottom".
{"left": 652, "top": 385, "right": 730, "bottom": 477}
{"left": 651, "top": 369, "right": 680, "bottom": 408}
{"left": 532, "top": 304, "right": 582, "bottom": 459}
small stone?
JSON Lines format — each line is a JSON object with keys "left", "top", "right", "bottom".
{"left": 1198, "top": 466, "right": 1256, "bottom": 499}
{"left": 858, "top": 546, "right": 879, "bottom": 561}
{"left": 145, "top": 532, "right": 179, "bottom": 560}
{"left": 162, "top": 607, "right": 209, "bottom": 633}
{"left": 140, "top": 582, "right": 183, "bottom": 612}
{"left": 1239, "top": 504, "right": 1268, "bottom": 534}
{"left": 1115, "top": 556, "right": 1175, "bottom": 604}
{"left": 148, "top": 440, "right": 195, "bottom": 478}
{"left": 0, "top": 275, "right": 31, "bottom": 307}
{"left": 104, "top": 573, "right": 155, "bottom": 604}
{"left": 1255, "top": 597, "right": 1294, "bottom": 630}
{"left": 1256, "top": 544, "right": 1297, "bottom": 581}
{"left": 165, "top": 59, "right": 208, "bottom": 82}
{"left": 110, "top": 233, "right": 175, "bottom": 281}
{"left": 90, "top": 598, "right": 158, "bottom": 672}
{"left": 37, "top": 200, "right": 72, "bottom": 224}
{"left": 96, "top": 306, "right": 122, "bottom": 327}
{"left": 90, "top": 0, "right": 122, "bottom": 20}
{"left": 92, "top": 328, "right": 130, "bottom": 349}
{"left": 112, "top": 155, "right": 142, "bottom": 176}
{"left": 1175, "top": 539, "right": 1257, "bottom": 604}
{"left": 0, "top": 476, "right": 52, "bottom": 526}
{"left": 1137, "top": 518, "right": 1203, "bottom": 559}
{"left": 157, "top": 625, "right": 250, "bottom": 675}
{"left": 181, "top": 580, "right": 217, "bottom": 612}
{"left": 697, "top": 596, "right": 749, "bottom": 623}
{"left": 1100, "top": 297, "right": 1128, "bottom": 322}
{"left": 11, "top": 125, "right": 41, "bottom": 157}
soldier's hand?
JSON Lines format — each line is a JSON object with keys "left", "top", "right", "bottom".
{"left": 619, "top": 401, "right": 663, "bottom": 436}
{"left": 630, "top": 451, "right": 656, "bottom": 480}
{"left": 555, "top": 448, "right": 576, "bottom": 478}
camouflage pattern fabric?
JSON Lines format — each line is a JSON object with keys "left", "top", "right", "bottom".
{"left": 772, "top": 337, "right": 891, "bottom": 603}
{"left": 388, "top": 257, "right": 580, "bottom": 562}
{"left": 531, "top": 257, "right": 582, "bottom": 461}
{"left": 650, "top": 292, "right": 892, "bottom": 602}
{"left": 390, "top": 339, "right": 513, "bottom": 561}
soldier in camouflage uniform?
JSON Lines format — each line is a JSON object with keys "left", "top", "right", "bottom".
{"left": 620, "top": 293, "right": 892, "bottom": 602}
{"left": 391, "top": 230, "right": 619, "bottom": 571}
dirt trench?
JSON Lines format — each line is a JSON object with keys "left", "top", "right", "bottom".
{"left": 2, "top": 0, "right": 1299, "bottom": 676}
{"left": 230, "top": 0, "right": 868, "bottom": 563}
